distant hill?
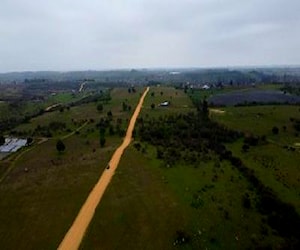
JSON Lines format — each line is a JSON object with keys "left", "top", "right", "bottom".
{"left": 0, "top": 67, "right": 300, "bottom": 85}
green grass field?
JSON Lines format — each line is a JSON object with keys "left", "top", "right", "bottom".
{"left": 211, "top": 105, "right": 300, "bottom": 143}
{"left": 210, "top": 105, "right": 300, "bottom": 214}
{"left": 0, "top": 87, "right": 143, "bottom": 249}
{"left": 0, "top": 85, "right": 298, "bottom": 249}
{"left": 81, "top": 87, "right": 287, "bottom": 249}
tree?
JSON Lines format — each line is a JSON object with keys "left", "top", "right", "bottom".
{"left": 26, "top": 137, "right": 33, "bottom": 145}
{"left": 97, "top": 103, "right": 103, "bottom": 112}
{"left": 184, "top": 85, "right": 188, "bottom": 93}
{"left": 99, "top": 127, "right": 105, "bottom": 137}
{"left": 272, "top": 126, "right": 279, "bottom": 135}
{"left": 242, "top": 144, "right": 250, "bottom": 152}
{"left": 107, "top": 110, "right": 113, "bottom": 117}
{"left": 56, "top": 139, "right": 65, "bottom": 153}
{"left": 0, "top": 135, "right": 5, "bottom": 146}
{"left": 122, "top": 102, "right": 127, "bottom": 111}
{"left": 100, "top": 137, "right": 106, "bottom": 147}
{"left": 133, "top": 142, "right": 141, "bottom": 151}
{"left": 202, "top": 99, "right": 209, "bottom": 118}
{"left": 109, "top": 125, "right": 115, "bottom": 135}
{"left": 242, "top": 194, "right": 251, "bottom": 209}
{"left": 151, "top": 103, "right": 155, "bottom": 109}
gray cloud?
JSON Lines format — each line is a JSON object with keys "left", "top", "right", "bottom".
{"left": 0, "top": 0, "right": 299, "bottom": 72}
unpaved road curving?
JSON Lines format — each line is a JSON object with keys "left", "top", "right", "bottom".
{"left": 79, "top": 82, "right": 86, "bottom": 92}
{"left": 58, "top": 87, "right": 149, "bottom": 250}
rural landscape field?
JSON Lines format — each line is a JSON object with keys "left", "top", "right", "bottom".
{"left": 1, "top": 1, "right": 300, "bottom": 249}
{"left": 0, "top": 70, "right": 299, "bottom": 249}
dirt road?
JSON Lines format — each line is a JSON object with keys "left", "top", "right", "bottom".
{"left": 79, "top": 82, "right": 86, "bottom": 92}
{"left": 45, "top": 103, "right": 61, "bottom": 112}
{"left": 58, "top": 87, "right": 149, "bottom": 250}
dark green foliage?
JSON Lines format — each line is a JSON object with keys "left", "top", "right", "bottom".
{"left": 32, "top": 122, "right": 66, "bottom": 137}
{"left": 49, "top": 121, "right": 66, "bottom": 131}
{"left": 272, "top": 126, "right": 279, "bottom": 135}
{"left": 174, "top": 230, "right": 190, "bottom": 246}
{"left": 244, "top": 135, "right": 259, "bottom": 146}
{"left": 99, "top": 127, "right": 105, "bottom": 137}
{"left": 242, "top": 144, "right": 250, "bottom": 152}
{"left": 109, "top": 125, "right": 115, "bottom": 135}
{"left": 191, "top": 191, "right": 204, "bottom": 209}
{"left": 257, "top": 189, "right": 300, "bottom": 247}
{"left": 215, "top": 143, "right": 300, "bottom": 248}
{"left": 0, "top": 135, "right": 5, "bottom": 145}
{"left": 26, "top": 137, "right": 33, "bottom": 145}
{"left": 133, "top": 142, "right": 141, "bottom": 151}
{"left": 107, "top": 110, "right": 113, "bottom": 117}
{"left": 96, "top": 118, "right": 110, "bottom": 130}
{"left": 56, "top": 140, "right": 65, "bottom": 153}
{"left": 33, "top": 125, "right": 52, "bottom": 137}
{"left": 292, "top": 119, "right": 300, "bottom": 132}
{"left": 202, "top": 99, "right": 209, "bottom": 118}
{"left": 137, "top": 112, "right": 240, "bottom": 166}
{"left": 281, "top": 84, "right": 300, "bottom": 96}
{"left": 122, "top": 102, "right": 128, "bottom": 111}
{"left": 156, "top": 147, "right": 164, "bottom": 159}
{"left": 97, "top": 103, "right": 103, "bottom": 112}
{"left": 100, "top": 137, "right": 106, "bottom": 147}
{"left": 151, "top": 103, "right": 155, "bottom": 109}
{"left": 242, "top": 193, "right": 251, "bottom": 209}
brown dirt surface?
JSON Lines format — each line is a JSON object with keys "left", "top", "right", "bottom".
{"left": 58, "top": 87, "right": 149, "bottom": 250}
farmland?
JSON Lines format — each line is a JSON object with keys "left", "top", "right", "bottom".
{"left": 208, "top": 89, "right": 300, "bottom": 106}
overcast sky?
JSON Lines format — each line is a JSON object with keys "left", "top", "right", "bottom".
{"left": 0, "top": 0, "right": 299, "bottom": 72}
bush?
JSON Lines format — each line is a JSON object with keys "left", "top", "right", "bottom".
{"left": 242, "top": 193, "right": 251, "bottom": 209}
{"left": 0, "top": 135, "right": 5, "bottom": 145}
{"left": 174, "top": 230, "right": 190, "bottom": 246}
{"left": 56, "top": 140, "right": 65, "bottom": 153}
{"left": 100, "top": 137, "right": 106, "bottom": 147}
{"left": 272, "top": 126, "right": 279, "bottom": 135}
{"left": 242, "top": 144, "right": 250, "bottom": 152}
{"left": 97, "top": 103, "right": 103, "bottom": 112}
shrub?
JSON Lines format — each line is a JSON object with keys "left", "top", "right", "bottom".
{"left": 272, "top": 126, "right": 279, "bottom": 135}
{"left": 56, "top": 140, "right": 65, "bottom": 153}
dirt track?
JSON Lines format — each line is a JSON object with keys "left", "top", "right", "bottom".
{"left": 58, "top": 87, "right": 149, "bottom": 250}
